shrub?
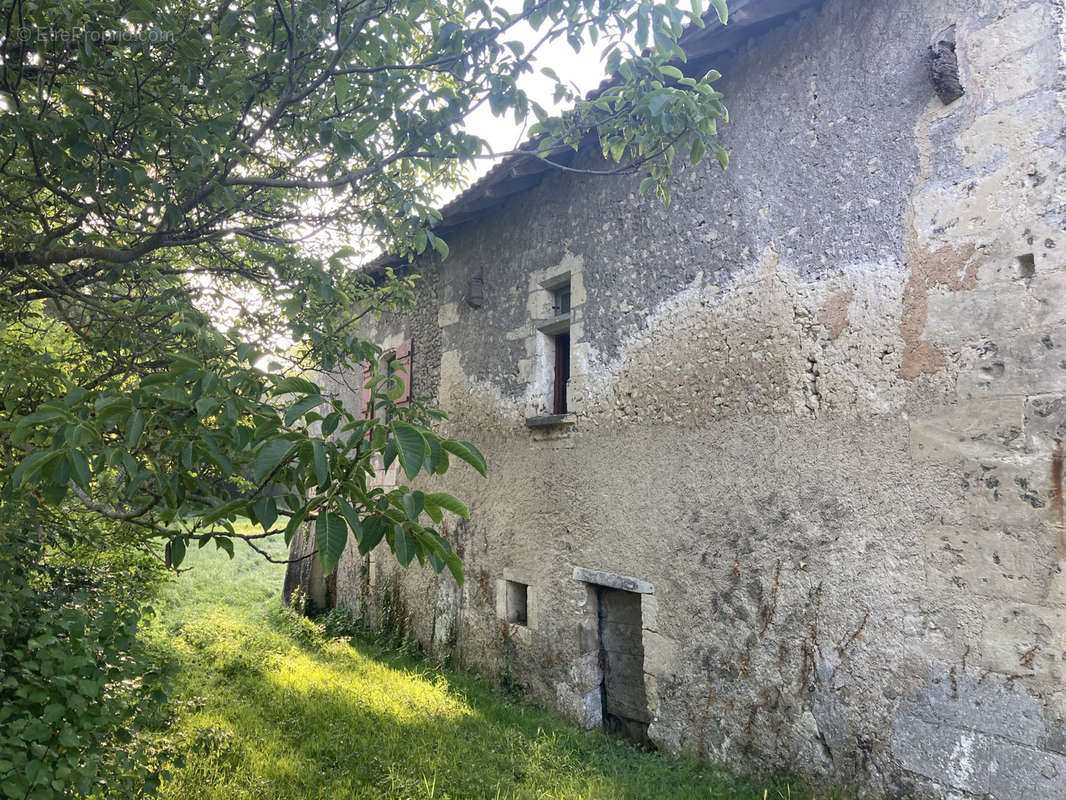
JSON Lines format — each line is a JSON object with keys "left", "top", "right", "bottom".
{"left": 0, "top": 523, "right": 168, "bottom": 799}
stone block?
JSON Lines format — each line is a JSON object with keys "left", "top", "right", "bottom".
{"left": 437, "top": 301, "right": 460, "bottom": 328}
{"left": 924, "top": 524, "right": 1054, "bottom": 603}
{"left": 957, "top": 328, "right": 1066, "bottom": 398}
{"left": 896, "top": 665, "right": 1047, "bottom": 747}
{"left": 642, "top": 594, "right": 658, "bottom": 632}
{"left": 924, "top": 283, "right": 1039, "bottom": 345}
{"left": 892, "top": 713, "right": 992, "bottom": 795}
{"left": 909, "top": 398, "right": 1024, "bottom": 462}
{"left": 578, "top": 622, "right": 598, "bottom": 654}
{"left": 978, "top": 41, "right": 1052, "bottom": 107}
{"left": 642, "top": 631, "right": 679, "bottom": 678}
{"left": 967, "top": 4, "right": 1051, "bottom": 74}
{"left": 978, "top": 601, "right": 1066, "bottom": 683}
{"left": 1024, "top": 394, "right": 1066, "bottom": 451}
{"left": 572, "top": 566, "right": 654, "bottom": 594}
{"left": 568, "top": 651, "right": 602, "bottom": 691}
{"left": 988, "top": 739, "right": 1066, "bottom": 798}
{"left": 555, "top": 681, "right": 602, "bottom": 730}
{"left": 494, "top": 579, "right": 507, "bottom": 620}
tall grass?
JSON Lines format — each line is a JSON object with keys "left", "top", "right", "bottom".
{"left": 148, "top": 539, "right": 816, "bottom": 799}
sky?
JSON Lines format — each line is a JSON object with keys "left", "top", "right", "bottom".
{"left": 450, "top": 14, "right": 621, "bottom": 191}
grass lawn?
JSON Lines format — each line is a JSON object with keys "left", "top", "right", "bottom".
{"left": 148, "top": 538, "right": 818, "bottom": 799}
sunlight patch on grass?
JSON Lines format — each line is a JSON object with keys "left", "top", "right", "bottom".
{"left": 265, "top": 641, "right": 475, "bottom": 726}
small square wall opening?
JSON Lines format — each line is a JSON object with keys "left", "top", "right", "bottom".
{"left": 505, "top": 580, "right": 528, "bottom": 625}
{"left": 1016, "top": 253, "right": 1036, "bottom": 279}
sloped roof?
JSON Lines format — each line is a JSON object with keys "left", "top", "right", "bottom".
{"left": 372, "top": 0, "right": 822, "bottom": 270}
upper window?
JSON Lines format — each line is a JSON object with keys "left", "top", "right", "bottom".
{"left": 544, "top": 280, "right": 571, "bottom": 415}
{"left": 526, "top": 267, "right": 580, "bottom": 425}
{"left": 553, "top": 284, "right": 571, "bottom": 316}
{"left": 552, "top": 330, "right": 570, "bottom": 415}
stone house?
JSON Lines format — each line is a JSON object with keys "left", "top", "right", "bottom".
{"left": 286, "top": 0, "right": 1066, "bottom": 795}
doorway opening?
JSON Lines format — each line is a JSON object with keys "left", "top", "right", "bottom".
{"left": 596, "top": 586, "right": 651, "bottom": 744}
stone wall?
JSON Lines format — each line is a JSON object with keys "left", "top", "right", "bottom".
{"left": 293, "top": 0, "right": 1066, "bottom": 795}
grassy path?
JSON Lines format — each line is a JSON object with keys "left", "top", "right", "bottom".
{"left": 148, "top": 541, "right": 816, "bottom": 799}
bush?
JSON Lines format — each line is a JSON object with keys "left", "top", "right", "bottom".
{"left": 0, "top": 522, "right": 169, "bottom": 799}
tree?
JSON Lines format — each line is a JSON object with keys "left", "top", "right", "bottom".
{"left": 1, "top": 0, "right": 729, "bottom": 575}
{"left": 1, "top": 0, "right": 729, "bottom": 794}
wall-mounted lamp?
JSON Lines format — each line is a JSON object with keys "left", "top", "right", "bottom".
{"left": 929, "top": 25, "right": 964, "bottom": 105}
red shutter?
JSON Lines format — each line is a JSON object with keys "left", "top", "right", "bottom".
{"left": 395, "top": 339, "right": 412, "bottom": 406}
{"left": 359, "top": 361, "right": 372, "bottom": 418}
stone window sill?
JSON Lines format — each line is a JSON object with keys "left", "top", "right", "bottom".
{"left": 525, "top": 413, "right": 577, "bottom": 428}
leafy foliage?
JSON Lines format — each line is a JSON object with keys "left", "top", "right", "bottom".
{"left": 0, "top": 519, "right": 169, "bottom": 800}
{"left": 9, "top": 313, "right": 478, "bottom": 572}
{"left": 0, "top": 0, "right": 729, "bottom": 589}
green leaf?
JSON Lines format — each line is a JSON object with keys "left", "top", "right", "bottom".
{"left": 690, "top": 138, "right": 705, "bottom": 165}
{"left": 194, "top": 398, "right": 219, "bottom": 418}
{"left": 445, "top": 553, "right": 465, "bottom": 585}
{"left": 274, "top": 376, "right": 319, "bottom": 396}
{"left": 393, "top": 524, "right": 415, "bottom": 567}
{"left": 315, "top": 512, "right": 347, "bottom": 575}
{"left": 639, "top": 176, "right": 656, "bottom": 196}
{"left": 335, "top": 74, "right": 350, "bottom": 104}
{"left": 66, "top": 449, "right": 91, "bottom": 488}
{"left": 399, "top": 490, "right": 424, "bottom": 521}
{"left": 425, "top": 435, "right": 449, "bottom": 474}
{"left": 311, "top": 439, "right": 329, "bottom": 488}
{"left": 168, "top": 537, "right": 187, "bottom": 569}
{"left": 13, "top": 407, "right": 70, "bottom": 438}
{"left": 253, "top": 438, "right": 296, "bottom": 484}
{"left": 253, "top": 495, "right": 278, "bottom": 530}
{"left": 440, "top": 440, "right": 487, "bottom": 477}
{"left": 713, "top": 142, "right": 729, "bottom": 169}
{"left": 201, "top": 498, "right": 247, "bottom": 525}
{"left": 390, "top": 421, "right": 426, "bottom": 481}
{"left": 661, "top": 65, "right": 683, "bottom": 80}
{"left": 337, "top": 497, "right": 364, "bottom": 542}
{"left": 321, "top": 412, "right": 340, "bottom": 437}
{"left": 125, "top": 411, "right": 146, "bottom": 449}
{"left": 424, "top": 492, "right": 470, "bottom": 519}
{"left": 648, "top": 93, "right": 670, "bottom": 117}
{"left": 382, "top": 437, "right": 398, "bottom": 472}
{"left": 284, "top": 395, "right": 324, "bottom": 426}
{"left": 710, "top": 0, "right": 728, "bottom": 24}
{"left": 11, "top": 450, "right": 63, "bottom": 488}
{"left": 358, "top": 515, "right": 388, "bottom": 555}
{"left": 284, "top": 503, "right": 311, "bottom": 545}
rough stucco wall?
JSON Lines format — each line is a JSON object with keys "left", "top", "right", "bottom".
{"left": 303, "top": 0, "right": 1066, "bottom": 796}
